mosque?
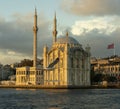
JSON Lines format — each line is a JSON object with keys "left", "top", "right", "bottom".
{"left": 16, "top": 9, "right": 91, "bottom": 87}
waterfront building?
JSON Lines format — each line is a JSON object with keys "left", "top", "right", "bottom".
{"left": 91, "top": 56, "right": 120, "bottom": 77}
{"left": 43, "top": 14, "right": 91, "bottom": 86}
{"left": 16, "top": 9, "right": 91, "bottom": 87}
{"left": 16, "top": 67, "right": 43, "bottom": 85}
{"left": 16, "top": 9, "right": 43, "bottom": 85}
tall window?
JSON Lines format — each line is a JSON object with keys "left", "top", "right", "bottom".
{"left": 76, "top": 58, "right": 79, "bottom": 68}
{"left": 82, "top": 57, "right": 85, "bottom": 69}
{"left": 71, "top": 57, "right": 74, "bottom": 68}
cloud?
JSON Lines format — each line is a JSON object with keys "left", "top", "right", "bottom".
{"left": 0, "top": 12, "right": 53, "bottom": 64}
{"left": 61, "top": 0, "right": 120, "bottom": 16}
{"left": 0, "top": 8, "right": 120, "bottom": 64}
{"left": 60, "top": 0, "right": 120, "bottom": 58}
{"left": 69, "top": 16, "right": 120, "bottom": 57}
{"left": 71, "top": 16, "right": 120, "bottom": 36}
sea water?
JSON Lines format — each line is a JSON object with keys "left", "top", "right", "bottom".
{"left": 0, "top": 88, "right": 119, "bottom": 109}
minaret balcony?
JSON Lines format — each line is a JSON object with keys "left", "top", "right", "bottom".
{"left": 33, "top": 26, "right": 38, "bottom": 32}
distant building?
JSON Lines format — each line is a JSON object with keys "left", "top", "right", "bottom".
{"left": 91, "top": 56, "right": 120, "bottom": 77}
{"left": 0, "top": 65, "right": 15, "bottom": 80}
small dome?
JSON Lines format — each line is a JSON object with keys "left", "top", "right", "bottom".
{"left": 57, "top": 36, "right": 80, "bottom": 45}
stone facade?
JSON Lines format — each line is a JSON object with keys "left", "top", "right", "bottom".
{"left": 43, "top": 34, "right": 91, "bottom": 86}
{"left": 91, "top": 56, "right": 120, "bottom": 77}
{"left": 16, "top": 67, "right": 43, "bottom": 85}
{"left": 16, "top": 9, "right": 91, "bottom": 87}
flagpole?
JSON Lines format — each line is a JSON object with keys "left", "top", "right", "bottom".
{"left": 114, "top": 43, "right": 115, "bottom": 56}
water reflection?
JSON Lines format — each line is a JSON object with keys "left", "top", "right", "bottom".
{"left": 0, "top": 89, "right": 120, "bottom": 109}
{"left": 44, "top": 89, "right": 69, "bottom": 93}
{"left": 16, "top": 88, "right": 36, "bottom": 91}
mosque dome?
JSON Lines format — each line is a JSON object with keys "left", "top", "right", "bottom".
{"left": 56, "top": 36, "right": 80, "bottom": 45}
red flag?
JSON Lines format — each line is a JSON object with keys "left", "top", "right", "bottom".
{"left": 107, "top": 43, "right": 114, "bottom": 49}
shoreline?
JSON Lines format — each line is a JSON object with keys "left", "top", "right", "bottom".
{"left": 0, "top": 85, "right": 120, "bottom": 89}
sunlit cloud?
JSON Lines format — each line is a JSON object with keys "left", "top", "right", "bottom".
{"left": 61, "top": 0, "right": 120, "bottom": 16}
{"left": 71, "top": 16, "right": 120, "bottom": 36}
{"left": 7, "top": 51, "right": 16, "bottom": 55}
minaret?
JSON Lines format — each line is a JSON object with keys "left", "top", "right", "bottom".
{"left": 66, "top": 31, "right": 69, "bottom": 43}
{"left": 33, "top": 8, "right": 38, "bottom": 67}
{"left": 52, "top": 12, "right": 57, "bottom": 43}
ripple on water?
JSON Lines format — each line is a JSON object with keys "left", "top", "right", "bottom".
{"left": 0, "top": 89, "right": 120, "bottom": 109}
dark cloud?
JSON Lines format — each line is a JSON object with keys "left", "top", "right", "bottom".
{"left": 0, "top": 13, "right": 53, "bottom": 61}
{"left": 61, "top": 0, "right": 120, "bottom": 16}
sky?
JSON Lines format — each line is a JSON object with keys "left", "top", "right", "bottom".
{"left": 0, "top": 0, "right": 120, "bottom": 64}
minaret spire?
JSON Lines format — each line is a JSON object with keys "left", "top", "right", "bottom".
{"left": 33, "top": 8, "right": 38, "bottom": 67}
{"left": 52, "top": 12, "right": 57, "bottom": 43}
{"left": 35, "top": 7, "right": 37, "bottom": 15}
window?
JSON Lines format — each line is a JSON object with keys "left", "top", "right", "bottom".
{"left": 71, "top": 57, "right": 74, "bottom": 68}
{"left": 76, "top": 58, "right": 79, "bottom": 68}
{"left": 82, "top": 57, "right": 85, "bottom": 69}
{"left": 37, "top": 71, "right": 39, "bottom": 75}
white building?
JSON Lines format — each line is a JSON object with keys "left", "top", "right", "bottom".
{"left": 16, "top": 67, "right": 43, "bottom": 85}
{"left": 43, "top": 14, "right": 91, "bottom": 86}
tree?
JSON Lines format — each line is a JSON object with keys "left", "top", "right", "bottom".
{"left": 107, "top": 76, "right": 117, "bottom": 82}
{"left": 19, "top": 59, "right": 33, "bottom": 67}
{"left": 93, "top": 73, "right": 103, "bottom": 83}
